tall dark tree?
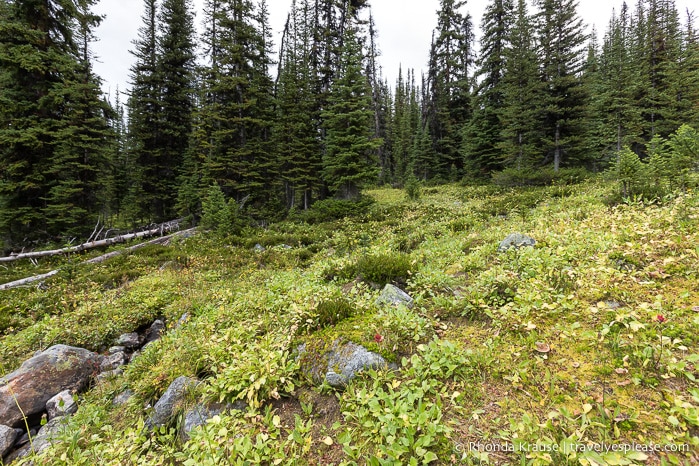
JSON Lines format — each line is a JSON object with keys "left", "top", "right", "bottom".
{"left": 155, "top": 0, "right": 197, "bottom": 220}
{"left": 43, "top": 3, "right": 114, "bottom": 236}
{"left": 498, "top": 0, "right": 542, "bottom": 169}
{"left": 425, "top": 0, "right": 475, "bottom": 179}
{"left": 0, "top": 0, "right": 113, "bottom": 244}
{"left": 202, "top": 0, "right": 277, "bottom": 209}
{"left": 322, "top": 21, "right": 381, "bottom": 199}
{"left": 127, "top": 0, "right": 161, "bottom": 223}
{"left": 464, "top": 0, "right": 513, "bottom": 174}
{"left": 275, "top": 0, "right": 322, "bottom": 209}
{"left": 535, "top": 0, "right": 589, "bottom": 171}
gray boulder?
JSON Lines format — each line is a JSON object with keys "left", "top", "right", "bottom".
{"left": 108, "top": 346, "right": 126, "bottom": 354}
{"left": 299, "top": 340, "right": 388, "bottom": 388}
{"left": 0, "top": 345, "right": 102, "bottom": 427}
{"left": 376, "top": 284, "right": 414, "bottom": 308}
{"left": 180, "top": 400, "right": 247, "bottom": 441}
{"left": 253, "top": 244, "right": 266, "bottom": 252}
{"left": 100, "top": 351, "right": 127, "bottom": 371}
{"left": 0, "top": 424, "right": 17, "bottom": 458}
{"left": 145, "top": 376, "right": 198, "bottom": 429}
{"left": 497, "top": 233, "right": 536, "bottom": 252}
{"left": 95, "top": 368, "right": 124, "bottom": 385}
{"left": 7, "top": 417, "right": 70, "bottom": 461}
{"left": 46, "top": 390, "right": 77, "bottom": 420}
{"left": 117, "top": 332, "right": 141, "bottom": 349}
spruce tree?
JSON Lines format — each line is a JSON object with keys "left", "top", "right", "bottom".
{"left": 464, "top": 0, "right": 513, "bottom": 174}
{"left": 202, "top": 0, "right": 277, "bottom": 209}
{"left": 155, "top": 0, "right": 197, "bottom": 220}
{"left": 322, "top": 22, "right": 381, "bottom": 200}
{"left": 498, "top": 0, "right": 542, "bottom": 169}
{"left": 0, "top": 0, "right": 113, "bottom": 244}
{"left": 275, "top": 0, "right": 323, "bottom": 209}
{"left": 425, "top": 0, "right": 475, "bottom": 179}
{"left": 127, "top": 0, "right": 161, "bottom": 223}
{"left": 535, "top": 0, "right": 589, "bottom": 171}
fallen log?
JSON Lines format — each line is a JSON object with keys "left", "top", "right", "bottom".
{"left": 0, "top": 228, "right": 196, "bottom": 291}
{"left": 0, "top": 219, "right": 184, "bottom": 263}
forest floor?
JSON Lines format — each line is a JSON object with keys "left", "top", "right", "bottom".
{"left": 1, "top": 180, "right": 698, "bottom": 465}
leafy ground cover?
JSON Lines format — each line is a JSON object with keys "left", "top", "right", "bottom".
{"left": 1, "top": 180, "right": 698, "bottom": 465}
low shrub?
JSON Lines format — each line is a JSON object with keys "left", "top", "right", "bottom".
{"left": 356, "top": 252, "right": 412, "bottom": 286}
{"left": 492, "top": 167, "right": 591, "bottom": 187}
{"left": 314, "top": 297, "right": 354, "bottom": 330}
{"left": 290, "top": 196, "right": 375, "bottom": 224}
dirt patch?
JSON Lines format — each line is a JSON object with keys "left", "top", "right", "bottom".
{"left": 268, "top": 387, "right": 345, "bottom": 464}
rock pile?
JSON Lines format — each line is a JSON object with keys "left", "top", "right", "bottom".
{"left": 0, "top": 319, "right": 166, "bottom": 463}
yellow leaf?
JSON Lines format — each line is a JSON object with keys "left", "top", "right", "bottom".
{"left": 272, "top": 415, "right": 281, "bottom": 428}
{"left": 321, "top": 436, "right": 334, "bottom": 446}
{"left": 583, "top": 403, "right": 593, "bottom": 414}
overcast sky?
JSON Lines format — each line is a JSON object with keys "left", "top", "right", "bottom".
{"left": 92, "top": 0, "right": 696, "bottom": 99}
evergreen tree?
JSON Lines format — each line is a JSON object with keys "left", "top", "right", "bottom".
{"left": 498, "top": 0, "right": 542, "bottom": 169}
{"left": 275, "top": 0, "right": 323, "bottom": 209}
{"left": 464, "top": 0, "right": 513, "bottom": 174}
{"left": 43, "top": 4, "right": 115, "bottom": 237}
{"left": 631, "top": 0, "right": 683, "bottom": 142}
{"left": 535, "top": 0, "right": 589, "bottom": 171}
{"left": 322, "top": 22, "right": 381, "bottom": 199}
{"left": 588, "top": 4, "right": 643, "bottom": 165}
{"left": 0, "top": 0, "right": 113, "bottom": 244}
{"left": 202, "top": 0, "right": 277, "bottom": 209}
{"left": 155, "top": 0, "right": 197, "bottom": 220}
{"left": 425, "top": 0, "right": 475, "bottom": 179}
{"left": 127, "top": 0, "right": 161, "bottom": 223}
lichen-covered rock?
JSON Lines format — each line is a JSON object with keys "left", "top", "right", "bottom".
{"left": 46, "top": 390, "right": 77, "bottom": 420}
{"left": 145, "top": 376, "right": 198, "bottom": 429}
{"left": 497, "top": 233, "right": 536, "bottom": 252}
{"left": 299, "top": 340, "right": 387, "bottom": 388}
{"left": 100, "top": 351, "right": 127, "bottom": 371}
{"left": 116, "top": 332, "right": 141, "bottom": 349}
{"left": 0, "top": 424, "right": 17, "bottom": 458}
{"left": 376, "top": 284, "right": 414, "bottom": 308}
{"left": 108, "top": 346, "right": 126, "bottom": 355}
{"left": 180, "top": 400, "right": 247, "bottom": 441}
{"left": 0, "top": 345, "right": 102, "bottom": 427}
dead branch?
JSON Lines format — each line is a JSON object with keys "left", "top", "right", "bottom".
{"left": 0, "top": 228, "right": 196, "bottom": 291}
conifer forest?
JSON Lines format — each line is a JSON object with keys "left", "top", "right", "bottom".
{"left": 0, "top": 0, "right": 698, "bottom": 245}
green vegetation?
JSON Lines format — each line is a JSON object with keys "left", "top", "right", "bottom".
{"left": 1, "top": 181, "right": 698, "bottom": 464}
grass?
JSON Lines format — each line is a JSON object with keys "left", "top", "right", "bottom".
{"left": 1, "top": 180, "right": 698, "bottom": 465}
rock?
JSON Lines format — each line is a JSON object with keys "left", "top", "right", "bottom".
{"left": 100, "top": 351, "right": 127, "bottom": 371}
{"left": 95, "top": 368, "right": 123, "bottom": 384}
{"left": 8, "top": 417, "right": 70, "bottom": 461}
{"left": 376, "top": 284, "right": 414, "bottom": 308}
{"left": 497, "top": 233, "right": 536, "bottom": 252}
{"left": 108, "top": 346, "right": 126, "bottom": 354}
{"left": 145, "top": 376, "right": 198, "bottom": 429}
{"left": 144, "top": 319, "right": 165, "bottom": 344}
{"left": 0, "top": 424, "right": 17, "bottom": 458}
{"left": 299, "top": 340, "right": 388, "bottom": 388}
{"left": 116, "top": 332, "right": 141, "bottom": 349}
{"left": 253, "top": 244, "right": 266, "bottom": 252}
{"left": 46, "top": 390, "right": 77, "bottom": 420}
{"left": 13, "top": 428, "right": 37, "bottom": 447}
{"left": 0, "top": 345, "right": 102, "bottom": 428}
{"left": 180, "top": 400, "right": 247, "bottom": 441}
{"left": 112, "top": 390, "right": 134, "bottom": 406}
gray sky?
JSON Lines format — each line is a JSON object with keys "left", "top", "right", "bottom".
{"left": 92, "top": 0, "right": 696, "bottom": 98}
